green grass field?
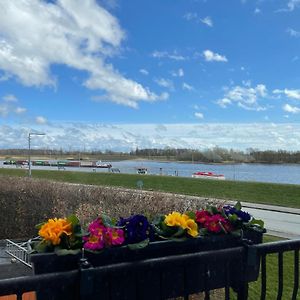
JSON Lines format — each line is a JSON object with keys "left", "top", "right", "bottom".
{"left": 0, "top": 168, "right": 299, "bottom": 208}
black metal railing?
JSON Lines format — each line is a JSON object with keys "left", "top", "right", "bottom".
{"left": 0, "top": 239, "right": 299, "bottom": 300}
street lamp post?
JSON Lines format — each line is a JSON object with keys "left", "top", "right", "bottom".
{"left": 28, "top": 132, "right": 45, "bottom": 177}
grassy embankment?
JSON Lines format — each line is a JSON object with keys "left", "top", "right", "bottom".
{"left": 0, "top": 168, "right": 299, "bottom": 208}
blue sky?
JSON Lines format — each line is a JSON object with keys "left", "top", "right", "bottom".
{"left": 0, "top": 0, "right": 300, "bottom": 151}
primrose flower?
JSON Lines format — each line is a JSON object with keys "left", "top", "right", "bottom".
{"left": 183, "top": 218, "right": 198, "bottom": 237}
{"left": 105, "top": 228, "right": 125, "bottom": 246}
{"left": 195, "top": 210, "right": 211, "bottom": 225}
{"left": 38, "top": 218, "right": 72, "bottom": 246}
{"left": 223, "top": 206, "right": 251, "bottom": 222}
{"left": 204, "top": 215, "right": 226, "bottom": 233}
{"left": 83, "top": 234, "right": 105, "bottom": 251}
{"left": 117, "top": 215, "right": 153, "bottom": 244}
{"left": 164, "top": 212, "right": 186, "bottom": 227}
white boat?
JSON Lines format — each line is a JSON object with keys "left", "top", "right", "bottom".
{"left": 136, "top": 167, "right": 148, "bottom": 174}
{"left": 192, "top": 171, "right": 225, "bottom": 180}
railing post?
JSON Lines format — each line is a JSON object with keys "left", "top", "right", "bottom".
{"left": 79, "top": 256, "right": 93, "bottom": 300}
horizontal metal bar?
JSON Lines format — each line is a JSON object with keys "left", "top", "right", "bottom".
{"left": 0, "top": 270, "right": 78, "bottom": 296}
{"left": 254, "top": 239, "right": 300, "bottom": 254}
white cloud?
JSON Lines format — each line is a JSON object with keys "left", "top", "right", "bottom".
{"left": 194, "top": 112, "right": 204, "bottom": 119}
{"left": 1, "top": 122, "right": 300, "bottom": 151}
{"left": 35, "top": 116, "right": 47, "bottom": 124}
{"left": 286, "top": 28, "right": 300, "bottom": 37}
{"left": 273, "top": 89, "right": 300, "bottom": 100}
{"left": 200, "top": 16, "right": 213, "bottom": 27}
{"left": 183, "top": 12, "right": 197, "bottom": 21}
{"left": 287, "top": 0, "right": 300, "bottom": 11}
{"left": 184, "top": 13, "right": 213, "bottom": 27}
{"left": 139, "top": 69, "right": 149, "bottom": 75}
{"left": 217, "top": 84, "right": 268, "bottom": 110}
{"left": 3, "top": 94, "right": 18, "bottom": 102}
{"left": 15, "top": 107, "right": 27, "bottom": 114}
{"left": 283, "top": 103, "right": 300, "bottom": 114}
{"left": 171, "top": 68, "right": 184, "bottom": 77}
{"left": 254, "top": 8, "right": 261, "bottom": 14}
{"left": 182, "top": 82, "right": 194, "bottom": 91}
{"left": 0, "top": 0, "right": 163, "bottom": 108}
{"left": 154, "top": 78, "right": 174, "bottom": 90}
{"left": 277, "top": 0, "right": 300, "bottom": 12}
{"left": 151, "top": 50, "right": 186, "bottom": 61}
{"left": 203, "top": 50, "right": 228, "bottom": 62}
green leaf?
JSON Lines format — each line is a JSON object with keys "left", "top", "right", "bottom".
{"left": 172, "top": 227, "right": 186, "bottom": 238}
{"left": 185, "top": 211, "right": 196, "bottom": 220}
{"left": 234, "top": 201, "right": 242, "bottom": 211}
{"left": 152, "top": 215, "right": 165, "bottom": 226}
{"left": 67, "top": 214, "right": 80, "bottom": 226}
{"left": 127, "top": 238, "right": 149, "bottom": 250}
{"left": 250, "top": 218, "right": 264, "bottom": 228}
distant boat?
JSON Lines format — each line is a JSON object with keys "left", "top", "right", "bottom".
{"left": 136, "top": 167, "right": 148, "bottom": 175}
{"left": 95, "top": 161, "right": 112, "bottom": 168}
{"left": 192, "top": 171, "right": 225, "bottom": 180}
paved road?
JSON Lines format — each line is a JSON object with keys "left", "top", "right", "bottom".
{"left": 243, "top": 207, "right": 300, "bottom": 239}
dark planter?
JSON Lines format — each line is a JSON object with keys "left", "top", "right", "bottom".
{"left": 30, "top": 230, "right": 263, "bottom": 300}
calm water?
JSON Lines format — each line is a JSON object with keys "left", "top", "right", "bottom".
{"left": 2, "top": 160, "right": 300, "bottom": 185}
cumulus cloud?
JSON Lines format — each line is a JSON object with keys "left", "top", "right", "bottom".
{"left": 283, "top": 103, "right": 300, "bottom": 114}
{"left": 182, "top": 82, "right": 194, "bottom": 91}
{"left": 139, "top": 69, "right": 149, "bottom": 75}
{"left": 3, "top": 94, "right": 18, "bottom": 102}
{"left": 286, "top": 28, "right": 300, "bottom": 37}
{"left": 217, "top": 84, "right": 268, "bottom": 111}
{"left": 35, "top": 116, "right": 47, "bottom": 124}
{"left": 151, "top": 51, "right": 186, "bottom": 61}
{"left": 154, "top": 78, "right": 174, "bottom": 90}
{"left": 0, "top": 0, "right": 163, "bottom": 108}
{"left": 1, "top": 122, "right": 300, "bottom": 151}
{"left": 183, "top": 13, "right": 213, "bottom": 27}
{"left": 171, "top": 68, "right": 184, "bottom": 77}
{"left": 273, "top": 89, "right": 300, "bottom": 100}
{"left": 194, "top": 112, "right": 204, "bottom": 119}
{"left": 200, "top": 16, "right": 213, "bottom": 27}
{"left": 203, "top": 50, "right": 228, "bottom": 62}
{"left": 15, "top": 107, "right": 27, "bottom": 114}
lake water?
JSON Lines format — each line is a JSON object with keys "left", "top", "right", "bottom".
{"left": 2, "top": 160, "right": 300, "bottom": 185}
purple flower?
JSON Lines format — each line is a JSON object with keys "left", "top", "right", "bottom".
{"left": 223, "top": 206, "right": 251, "bottom": 223}
{"left": 117, "top": 215, "right": 153, "bottom": 244}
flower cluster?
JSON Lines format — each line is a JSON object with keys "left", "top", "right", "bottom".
{"left": 83, "top": 217, "right": 124, "bottom": 251}
{"left": 38, "top": 218, "right": 72, "bottom": 245}
{"left": 33, "top": 202, "right": 264, "bottom": 254}
{"left": 117, "top": 214, "right": 154, "bottom": 244}
{"left": 164, "top": 212, "right": 198, "bottom": 237}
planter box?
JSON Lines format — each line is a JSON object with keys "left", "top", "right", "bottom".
{"left": 30, "top": 230, "right": 263, "bottom": 300}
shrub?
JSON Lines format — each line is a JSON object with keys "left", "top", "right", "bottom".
{"left": 0, "top": 176, "right": 222, "bottom": 239}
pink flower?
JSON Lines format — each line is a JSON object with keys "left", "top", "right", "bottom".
{"left": 195, "top": 210, "right": 211, "bottom": 225}
{"left": 205, "top": 215, "right": 225, "bottom": 233}
{"left": 83, "top": 234, "right": 105, "bottom": 251}
{"left": 105, "top": 228, "right": 125, "bottom": 246}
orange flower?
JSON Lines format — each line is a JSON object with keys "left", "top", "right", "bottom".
{"left": 39, "top": 218, "right": 72, "bottom": 245}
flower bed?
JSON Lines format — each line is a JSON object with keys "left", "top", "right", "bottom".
{"left": 29, "top": 202, "right": 265, "bottom": 299}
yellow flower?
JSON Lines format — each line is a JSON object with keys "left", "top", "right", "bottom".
{"left": 39, "top": 218, "right": 72, "bottom": 245}
{"left": 164, "top": 212, "right": 185, "bottom": 227}
{"left": 184, "top": 218, "right": 198, "bottom": 237}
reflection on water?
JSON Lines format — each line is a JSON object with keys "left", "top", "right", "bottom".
{"left": 1, "top": 160, "right": 300, "bottom": 185}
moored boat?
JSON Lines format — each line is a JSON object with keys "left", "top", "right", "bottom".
{"left": 192, "top": 171, "right": 225, "bottom": 180}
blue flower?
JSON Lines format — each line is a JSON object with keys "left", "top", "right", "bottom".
{"left": 223, "top": 206, "right": 251, "bottom": 222}
{"left": 117, "top": 215, "right": 154, "bottom": 244}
